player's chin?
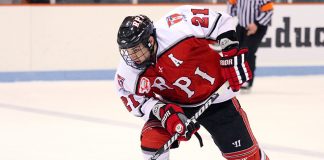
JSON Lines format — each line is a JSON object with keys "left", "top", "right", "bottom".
{"left": 134, "top": 60, "right": 143, "bottom": 65}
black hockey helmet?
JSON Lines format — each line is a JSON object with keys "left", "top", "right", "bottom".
{"left": 117, "top": 15, "right": 156, "bottom": 70}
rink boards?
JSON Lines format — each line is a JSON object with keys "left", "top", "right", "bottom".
{"left": 0, "top": 4, "right": 324, "bottom": 82}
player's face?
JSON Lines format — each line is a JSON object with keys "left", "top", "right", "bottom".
{"left": 126, "top": 43, "right": 150, "bottom": 64}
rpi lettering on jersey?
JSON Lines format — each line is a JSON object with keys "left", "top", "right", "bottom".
{"left": 195, "top": 67, "right": 215, "bottom": 85}
{"left": 152, "top": 77, "right": 173, "bottom": 91}
{"left": 173, "top": 77, "right": 194, "bottom": 98}
{"left": 149, "top": 67, "right": 214, "bottom": 98}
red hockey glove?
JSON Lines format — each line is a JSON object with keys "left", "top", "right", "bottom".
{"left": 219, "top": 47, "right": 252, "bottom": 92}
{"left": 155, "top": 103, "right": 200, "bottom": 141}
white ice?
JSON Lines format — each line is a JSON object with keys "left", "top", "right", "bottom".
{"left": 0, "top": 76, "right": 323, "bottom": 160}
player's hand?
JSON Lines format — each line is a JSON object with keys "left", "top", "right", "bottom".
{"left": 219, "top": 47, "right": 252, "bottom": 92}
{"left": 157, "top": 103, "right": 200, "bottom": 141}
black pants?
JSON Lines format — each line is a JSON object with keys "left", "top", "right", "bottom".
{"left": 236, "top": 24, "right": 268, "bottom": 87}
{"left": 183, "top": 98, "right": 257, "bottom": 154}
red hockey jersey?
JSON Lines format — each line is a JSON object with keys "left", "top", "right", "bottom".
{"left": 115, "top": 5, "right": 238, "bottom": 121}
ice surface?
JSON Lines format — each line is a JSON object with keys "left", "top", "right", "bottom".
{"left": 0, "top": 76, "right": 323, "bottom": 160}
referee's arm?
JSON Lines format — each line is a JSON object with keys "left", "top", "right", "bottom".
{"left": 256, "top": 0, "right": 274, "bottom": 26}
{"left": 227, "top": 0, "right": 237, "bottom": 17}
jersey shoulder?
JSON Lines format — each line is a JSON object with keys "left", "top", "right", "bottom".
{"left": 154, "top": 5, "right": 209, "bottom": 54}
{"left": 154, "top": 5, "right": 231, "bottom": 56}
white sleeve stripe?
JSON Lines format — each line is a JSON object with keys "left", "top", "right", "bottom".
{"left": 234, "top": 65, "right": 243, "bottom": 84}
{"left": 241, "top": 54, "right": 244, "bottom": 65}
{"left": 242, "top": 63, "right": 250, "bottom": 81}
{"left": 234, "top": 56, "right": 238, "bottom": 66}
{"left": 240, "top": 54, "right": 250, "bottom": 81}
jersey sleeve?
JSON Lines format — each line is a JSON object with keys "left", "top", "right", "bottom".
{"left": 114, "top": 62, "right": 159, "bottom": 122}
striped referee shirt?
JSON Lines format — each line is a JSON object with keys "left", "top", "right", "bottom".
{"left": 227, "top": 0, "right": 274, "bottom": 27}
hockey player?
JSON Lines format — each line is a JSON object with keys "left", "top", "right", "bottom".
{"left": 115, "top": 5, "right": 269, "bottom": 160}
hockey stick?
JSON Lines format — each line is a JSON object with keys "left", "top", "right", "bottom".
{"left": 149, "top": 81, "right": 230, "bottom": 160}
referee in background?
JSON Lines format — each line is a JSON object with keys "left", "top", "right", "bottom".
{"left": 227, "top": 0, "right": 274, "bottom": 91}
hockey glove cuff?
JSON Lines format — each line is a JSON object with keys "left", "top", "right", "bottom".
{"left": 219, "top": 47, "right": 252, "bottom": 92}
